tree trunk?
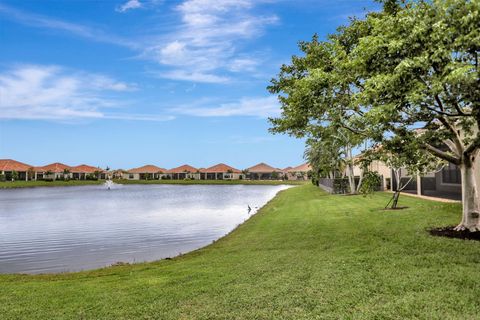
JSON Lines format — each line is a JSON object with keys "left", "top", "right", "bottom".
{"left": 455, "top": 161, "right": 480, "bottom": 232}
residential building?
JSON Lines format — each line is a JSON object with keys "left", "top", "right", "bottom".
{"left": 125, "top": 165, "right": 166, "bottom": 180}
{"left": 35, "top": 162, "right": 72, "bottom": 180}
{"left": 165, "top": 164, "right": 200, "bottom": 180}
{"left": 0, "top": 159, "right": 33, "bottom": 181}
{"left": 247, "top": 163, "right": 283, "bottom": 180}
{"left": 200, "top": 163, "right": 244, "bottom": 180}
{"left": 285, "top": 163, "right": 312, "bottom": 180}
{"left": 70, "top": 164, "right": 106, "bottom": 180}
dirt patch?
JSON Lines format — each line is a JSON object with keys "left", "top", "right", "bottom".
{"left": 429, "top": 226, "right": 480, "bottom": 241}
{"left": 382, "top": 206, "right": 409, "bottom": 210}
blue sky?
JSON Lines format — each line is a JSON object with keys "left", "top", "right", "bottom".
{"left": 0, "top": 0, "right": 379, "bottom": 170}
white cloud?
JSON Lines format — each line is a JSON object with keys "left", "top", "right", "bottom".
{"left": 143, "top": 0, "right": 278, "bottom": 82}
{"left": 173, "top": 96, "right": 280, "bottom": 118}
{"left": 116, "top": 0, "right": 143, "bottom": 13}
{"left": 0, "top": 65, "right": 171, "bottom": 121}
{"left": 0, "top": 3, "right": 137, "bottom": 49}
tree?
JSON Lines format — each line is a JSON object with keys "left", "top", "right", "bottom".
{"left": 270, "top": 0, "right": 479, "bottom": 231}
{"left": 11, "top": 170, "right": 18, "bottom": 181}
{"left": 353, "top": 0, "right": 480, "bottom": 230}
{"left": 268, "top": 23, "right": 370, "bottom": 194}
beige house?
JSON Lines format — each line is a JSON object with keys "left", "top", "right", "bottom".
{"left": 200, "top": 163, "right": 244, "bottom": 180}
{"left": 284, "top": 163, "right": 312, "bottom": 180}
{"left": 0, "top": 159, "right": 33, "bottom": 181}
{"left": 165, "top": 164, "right": 200, "bottom": 180}
{"left": 35, "top": 162, "right": 72, "bottom": 180}
{"left": 247, "top": 163, "right": 283, "bottom": 180}
{"left": 125, "top": 165, "right": 166, "bottom": 180}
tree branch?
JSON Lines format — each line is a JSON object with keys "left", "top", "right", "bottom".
{"left": 422, "top": 143, "right": 461, "bottom": 165}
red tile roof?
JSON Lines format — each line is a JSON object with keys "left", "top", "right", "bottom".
{"left": 0, "top": 159, "right": 33, "bottom": 172}
{"left": 247, "top": 162, "right": 282, "bottom": 173}
{"left": 36, "top": 162, "right": 71, "bottom": 173}
{"left": 128, "top": 165, "right": 166, "bottom": 174}
{"left": 201, "top": 163, "right": 241, "bottom": 173}
{"left": 166, "top": 164, "right": 199, "bottom": 174}
{"left": 70, "top": 164, "right": 104, "bottom": 173}
{"left": 287, "top": 163, "right": 312, "bottom": 172}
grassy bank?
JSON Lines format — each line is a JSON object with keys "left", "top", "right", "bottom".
{"left": 0, "top": 180, "right": 104, "bottom": 189}
{"left": 0, "top": 179, "right": 306, "bottom": 189}
{"left": 1, "top": 185, "right": 478, "bottom": 319}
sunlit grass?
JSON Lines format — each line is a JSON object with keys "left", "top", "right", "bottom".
{"left": 0, "top": 185, "right": 477, "bottom": 319}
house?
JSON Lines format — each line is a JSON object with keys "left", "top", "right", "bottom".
{"left": 246, "top": 163, "right": 284, "bottom": 180}
{"left": 285, "top": 163, "right": 312, "bottom": 180}
{"left": 165, "top": 164, "right": 200, "bottom": 180}
{"left": 70, "top": 164, "right": 106, "bottom": 180}
{"left": 35, "top": 162, "right": 72, "bottom": 180}
{"left": 125, "top": 165, "right": 166, "bottom": 180}
{"left": 0, "top": 159, "right": 33, "bottom": 181}
{"left": 200, "top": 163, "right": 244, "bottom": 180}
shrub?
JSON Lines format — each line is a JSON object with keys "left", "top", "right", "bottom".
{"left": 0, "top": 174, "right": 5, "bottom": 182}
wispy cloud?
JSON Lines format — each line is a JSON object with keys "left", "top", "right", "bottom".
{"left": 172, "top": 96, "right": 280, "bottom": 118}
{"left": 1, "top": 1, "right": 278, "bottom": 83}
{"left": 116, "top": 0, "right": 143, "bottom": 12}
{"left": 0, "top": 65, "right": 172, "bottom": 121}
{"left": 143, "top": 0, "right": 278, "bottom": 83}
{"left": 0, "top": 3, "right": 137, "bottom": 49}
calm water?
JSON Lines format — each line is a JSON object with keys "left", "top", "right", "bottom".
{"left": 0, "top": 184, "right": 290, "bottom": 274}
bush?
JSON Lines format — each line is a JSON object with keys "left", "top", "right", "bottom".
{"left": 359, "top": 172, "right": 382, "bottom": 196}
{"left": 0, "top": 174, "right": 5, "bottom": 182}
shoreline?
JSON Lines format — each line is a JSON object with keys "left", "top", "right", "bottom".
{"left": 1, "top": 185, "right": 294, "bottom": 275}
{"left": 0, "top": 179, "right": 307, "bottom": 189}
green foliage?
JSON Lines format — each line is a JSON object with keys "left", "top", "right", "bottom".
{"left": 11, "top": 170, "right": 19, "bottom": 181}
{"left": 359, "top": 171, "right": 382, "bottom": 196}
{"left": 0, "top": 174, "right": 6, "bottom": 182}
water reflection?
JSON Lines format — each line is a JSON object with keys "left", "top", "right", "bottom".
{"left": 0, "top": 184, "right": 289, "bottom": 274}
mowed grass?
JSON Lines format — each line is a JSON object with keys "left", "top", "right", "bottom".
{"left": 0, "top": 185, "right": 478, "bottom": 319}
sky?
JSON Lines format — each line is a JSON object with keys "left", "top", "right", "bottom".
{"left": 0, "top": 0, "right": 379, "bottom": 170}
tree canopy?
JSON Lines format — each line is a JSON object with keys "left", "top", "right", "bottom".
{"left": 269, "top": 0, "right": 480, "bottom": 231}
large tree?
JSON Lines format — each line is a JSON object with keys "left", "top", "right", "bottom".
{"left": 354, "top": 0, "right": 479, "bottom": 230}
{"left": 268, "top": 21, "right": 370, "bottom": 194}
{"left": 269, "top": 0, "right": 479, "bottom": 231}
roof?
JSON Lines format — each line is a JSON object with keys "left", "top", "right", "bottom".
{"left": 128, "top": 165, "right": 166, "bottom": 174}
{"left": 287, "top": 163, "right": 312, "bottom": 172}
{"left": 166, "top": 164, "right": 199, "bottom": 174}
{"left": 70, "top": 164, "right": 104, "bottom": 173}
{"left": 0, "top": 159, "right": 33, "bottom": 172}
{"left": 36, "top": 162, "right": 71, "bottom": 173}
{"left": 247, "top": 162, "right": 282, "bottom": 173}
{"left": 283, "top": 166, "right": 293, "bottom": 171}
{"left": 201, "top": 163, "right": 241, "bottom": 173}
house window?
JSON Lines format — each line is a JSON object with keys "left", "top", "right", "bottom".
{"left": 442, "top": 163, "right": 461, "bottom": 184}
{"left": 129, "top": 174, "right": 134, "bottom": 179}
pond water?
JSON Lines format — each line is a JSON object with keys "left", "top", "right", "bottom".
{"left": 0, "top": 184, "right": 290, "bottom": 274}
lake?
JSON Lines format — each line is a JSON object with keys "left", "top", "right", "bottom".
{"left": 0, "top": 184, "right": 290, "bottom": 274}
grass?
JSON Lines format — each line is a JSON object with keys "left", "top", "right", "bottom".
{"left": 0, "top": 179, "right": 306, "bottom": 189}
{"left": 0, "top": 180, "right": 104, "bottom": 188}
{"left": 0, "top": 185, "right": 478, "bottom": 319}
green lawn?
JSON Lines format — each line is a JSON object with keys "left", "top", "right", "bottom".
{"left": 1, "top": 185, "right": 478, "bottom": 319}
